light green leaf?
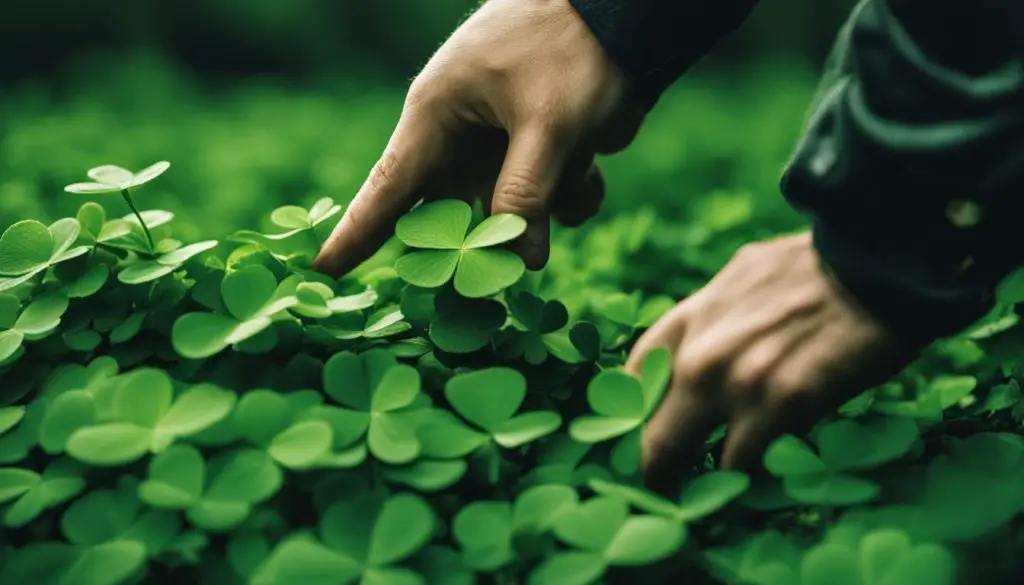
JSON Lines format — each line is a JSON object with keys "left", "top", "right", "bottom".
{"left": 269, "top": 421, "right": 333, "bottom": 469}
{"left": 588, "top": 371, "right": 644, "bottom": 419}
{"left": 223, "top": 265, "right": 278, "bottom": 321}
{"left": 675, "top": 471, "right": 750, "bottom": 522}
{"left": 66, "top": 423, "right": 152, "bottom": 466}
{"left": 272, "top": 206, "right": 312, "bottom": 230}
{"left": 605, "top": 515, "right": 686, "bottom": 565}
{"left": 494, "top": 411, "right": 561, "bottom": 448}
{"left": 0, "top": 406, "right": 25, "bottom": 436}
{"left": 369, "top": 493, "right": 435, "bottom": 566}
{"left": 372, "top": 365, "right": 420, "bottom": 413}
{"left": 367, "top": 414, "right": 420, "bottom": 464}
{"left": 463, "top": 214, "right": 527, "bottom": 249}
{"left": 0, "top": 468, "right": 40, "bottom": 503}
{"left": 417, "top": 418, "right": 489, "bottom": 458}
{"left": 764, "top": 435, "right": 826, "bottom": 476}
{"left": 253, "top": 537, "right": 362, "bottom": 585}
{"left": 395, "top": 250, "right": 460, "bottom": 289}
{"left": 452, "top": 501, "right": 513, "bottom": 570}
{"left": 205, "top": 449, "right": 283, "bottom": 504}
{"left": 39, "top": 390, "right": 96, "bottom": 454}
{"left": 14, "top": 293, "right": 69, "bottom": 337}
{"left": 0, "top": 330, "right": 23, "bottom": 362}
{"left": 445, "top": 367, "right": 525, "bottom": 433}
{"left": 172, "top": 312, "right": 236, "bottom": 359}
{"left": 396, "top": 200, "right": 472, "bottom": 249}
{"left": 454, "top": 248, "right": 525, "bottom": 298}
{"left": 157, "top": 383, "right": 236, "bottom": 442}
{"left": 553, "top": 496, "right": 627, "bottom": 553}
{"left": 114, "top": 368, "right": 173, "bottom": 428}
{"left": 513, "top": 485, "right": 579, "bottom": 532}
{"left": 88, "top": 165, "right": 134, "bottom": 186}
{"left": 383, "top": 459, "right": 467, "bottom": 492}
{"left": 529, "top": 552, "right": 605, "bottom": 585}
{"left": 140, "top": 445, "right": 205, "bottom": 508}
{"left": 157, "top": 240, "right": 218, "bottom": 266}
{"left": 569, "top": 416, "right": 640, "bottom": 444}
{"left": 0, "top": 220, "right": 53, "bottom": 276}
{"left": 130, "top": 161, "right": 171, "bottom": 187}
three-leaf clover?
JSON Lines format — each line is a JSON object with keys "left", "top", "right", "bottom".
{"left": 395, "top": 200, "right": 527, "bottom": 298}
{"left": 118, "top": 240, "right": 219, "bottom": 284}
{"left": 253, "top": 491, "right": 435, "bottom": 585}
{"left": 801, "top": 529, "right": 955, "bottom": 585}
{"left": 0, "top": 218, "right": 90, "bottom": 292}
{"left": 452, "top": 485, "right": 578, "bottom": 571}
{"left": 762, "top": 416, "right": 918, "bottom": 506}
{"left": 428, "top": 288, "right": 507, "bottom": 354}
{"left": 494, "top": 291, "right": 570, "bottom": 364}
{"left": 529, "top": 496, "right": 686, "bottom": 585}
{"left": 232, "top": 197, "right": 343, "bottom": 262}
{"left": 0, "top": 460, "right": 85, "bottom": 528}
{"left": 0, "top": 293, "right": 69, "bottom": 364}
{"left": 65, "top": 162, "right": 172, "bottom": 251}
{"left": 232, "top": 389, "right": 340, "bottom": 470}
{"left": 418, "top": 368, "right": 562, "bottom": 480}
{"left": 172, "top": 265, "right": 300, "bottom": 359}
{"left": 308, "top": 349, "right": 428, "bottom": 465}
{"left": 64, "top": 369, "right": 237, "bottom": 466}
{"left": 588, "top": 470, "right": 750, "bottom": 523}
{"left": 139, "top": 445, "right": 284, "bottom": 532}
{"left": 568, "top": 348, "right": 670, "bottom": 473}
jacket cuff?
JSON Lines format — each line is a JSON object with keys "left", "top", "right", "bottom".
{"left": 568, "top": 0, "right": 758, "bottom": 107}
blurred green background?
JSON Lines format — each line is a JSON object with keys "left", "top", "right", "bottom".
{"left": 0, "top": 0, "right": 856, "bottom": 251}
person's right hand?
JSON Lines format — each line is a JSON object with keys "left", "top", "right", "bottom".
{"left": 312, "top": 0, "right": 646, "bottom": 277}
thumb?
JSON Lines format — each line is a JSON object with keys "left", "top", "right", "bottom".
{"left": 491, "top": 125, "right": 573, "bottom": 270}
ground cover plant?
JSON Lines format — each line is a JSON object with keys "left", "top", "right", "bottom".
{"left": 1, "top": 152, "right": 1023, "bottom": 585}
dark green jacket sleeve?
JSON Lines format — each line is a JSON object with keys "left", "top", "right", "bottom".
{"left": 572, "top": 0, "right": 1024, "bottom": 345}
{"left": 568, "top": 0, "right": 758, "bottom": 106}
{"left": 780, "top": 0, "right": 1024, "bottom": 344}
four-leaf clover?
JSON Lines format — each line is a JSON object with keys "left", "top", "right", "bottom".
{"left": 395, "top": 200, "right": 527, "bottom": 298}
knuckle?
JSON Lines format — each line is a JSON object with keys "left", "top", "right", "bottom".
{"left": 676, "top": 346, "right": 729, "bottom": 392}
{"left": 494, "top": 172, "right": 545, "bottom": 216}
{"left": 367, "top": 151, "right": 401, "bottom": 193}
{"left": 767, "top": 373, "right": 815, "bottom": 406}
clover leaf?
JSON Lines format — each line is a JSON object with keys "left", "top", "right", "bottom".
{"left": 310, "top": 349, "right": 427, "bottom": 465}
{"left": 65, "top": 370, "right": 236, "bottom": 466}
{"left": 418, "top": 368, "right": 561, "bottom": 478}
{"left": 65, "top": 162, "right": 171, "bottom": 195}
{"left": 308, "top": 306, "right": 411, "bottom": 343}
{"left": 254, "top": 491, "right": 434, "bottom": 585}
{"left": 530, "top": 496, "right": 685, "bottom": 585}
{"left": 65, "top": 162, "right": 172, "bottom": 251}
{"left": 565, "top": 349, "right": 670, "bottom": 474}
{"left": 453, "top": 485, "right": 578, "bottom": 571}
{"left": 703, "top": 530, "right": 802, "bottom": 585}
{"left": 0, "top": 460, "right": 85, "bottom": 528}
{"left": 0, "top": 218, "right": 90, "bottom": 292}
{"left": 429, "top": 288, "right": 507, "bottom": 354}
{"left": 230, "top": 389, "right": 343, "bottom": 470}
{"left": 395, "top": 199, "right": 527, "bottom": 298}
{"left": 118, "top": 240, "right": 219, "bottom": 284}
{"left": 140, "top": 445, "right": 284, "bottom": 532}
{"left": 589, "top": 470, "right": 750, "bottom": 523}
{"left": 288, "top": 280, "right": 378, "bottom": 320}
{"left": 801, "top": 529, "right": 955, "bottom": 585}
{"left": 0, "top": 292, "right": 69, "bottom": 364}
{"left": 268, "top": 197, "right": 343, "bottom": 239}
{"left": 172, "top": 265, "right": 300, "bottom": 359}
{"left": 761, "top": 416, "right": 919, "bottom": 505}
{"left": 494, "top": 291, "right": 570, "bottom": 364}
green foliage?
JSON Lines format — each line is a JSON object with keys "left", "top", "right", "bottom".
{"left": 1, "top": 66, "right": 1023, "bottom": 584}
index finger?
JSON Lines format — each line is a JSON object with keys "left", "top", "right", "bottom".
{"left": 312, "top": 107, "right": 447, "bottom": 277}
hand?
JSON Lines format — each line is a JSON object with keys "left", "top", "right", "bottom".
{"left": 626, "top": 232, "right": 919, "bottom": 492}
{"left": 313, "top": 0, "right": 646, "bottom": 276}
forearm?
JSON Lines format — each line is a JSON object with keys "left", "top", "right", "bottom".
{"left": 568, "top": 0, "right": 759, "bottom": 107}
{"left": 781, "top": 0, "right": 1024, "bottom": 344}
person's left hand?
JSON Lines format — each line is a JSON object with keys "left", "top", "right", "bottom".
{"left": 625, "top": 231, "right": 920, "bottom": 493}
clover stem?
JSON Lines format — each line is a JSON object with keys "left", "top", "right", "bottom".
{"left": 120, "top": 189, "right": 155, "bottom": 253}
{"left": 487, "top": 444, "right": 501, "bottom": 485}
